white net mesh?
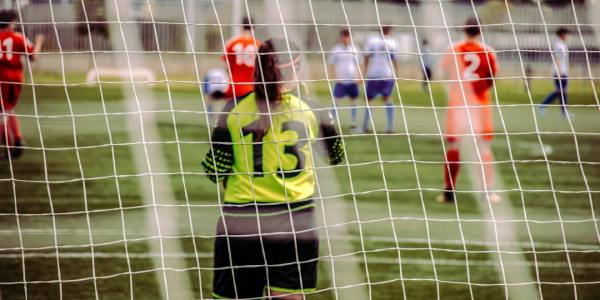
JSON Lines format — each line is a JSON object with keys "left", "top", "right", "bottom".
{"left": 0, "top": 0, "right": 599, "bottom": 299}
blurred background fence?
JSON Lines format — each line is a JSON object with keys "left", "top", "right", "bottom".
{"left": 5, "top": 0, "right": 600, "bottom": 80}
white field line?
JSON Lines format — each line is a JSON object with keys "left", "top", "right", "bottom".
{"left": 462, "top": 141, "right": 541, "bottom": 300}
{"left": 1, "top": 229, "right": 598, "bottom": 251}
{"left": 105, "top": 1, "right": 193, "bottom": 299}
{"left": 0, "top": 252, "right": 600, "bottom": 270}
{"left": 0, "top": 251, "right": 598, "bottom": 271}
{"left": 258, "top": 1, "right": 370, "bottom": 298}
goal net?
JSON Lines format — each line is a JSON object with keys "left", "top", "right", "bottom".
{"left": 0, "top": 0, "right": 599, "bottom": 299}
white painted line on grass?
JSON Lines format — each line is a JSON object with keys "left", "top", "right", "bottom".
{"left": 105, "top": 1, "right": 193, "bottom": 299}
{"left": 1, "top": 251, "right": 597, "bottom": 270}
{"left": 462, "top": 140, "right": 541, "bottom": 300}
{"left": 2, "top": 229, "right": 598, "bottom": 251}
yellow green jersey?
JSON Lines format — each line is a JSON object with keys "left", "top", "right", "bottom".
{"left": 202, "top": 92, "right": 344, "bottom": 204}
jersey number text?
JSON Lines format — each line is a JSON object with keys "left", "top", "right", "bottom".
{"left": 0, "top": 38, "right": 14, "bottom": 60}
{"left": 242, "top": 120, "right": 307, "bottom": 179}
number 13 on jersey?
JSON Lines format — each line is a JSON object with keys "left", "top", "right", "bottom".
{"left": 241, "top": 120, "right": 310, "bottom": 179}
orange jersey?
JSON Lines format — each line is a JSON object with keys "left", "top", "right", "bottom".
{"left": 441, "top": 40, "right": 498, "bottom": 105}
{"left": 0, "top": 30, "right": 34, "bottom": 82}
{"left": 222, "top": 34, "right": 260, "bottom": 99}
{"left": 441, "top": 40, "right": 498, "bottom": 141}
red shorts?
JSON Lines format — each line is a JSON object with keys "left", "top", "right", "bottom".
{"left": 0, "top": 81, "right": 23, "bottom": 112}
{"left": 445, "top": 103, "right": 494, "bottom": 143}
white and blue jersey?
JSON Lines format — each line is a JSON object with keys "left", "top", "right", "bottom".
{"left": 328, "top": 43, "right": 360, "bottom": 83}
{"left": 552, "top": 38, "right": 569, "bottom": 77}
{"left": 364, "top": 34, "right": 398, "bottom": 99}
{"left": 364, "top": 35, "right": 398, "bottom": 79}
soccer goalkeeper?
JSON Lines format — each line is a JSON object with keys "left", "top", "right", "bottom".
{"left": 202, "top": 38, "right": 344, "bottom": 299}
{"left": 437, "top": 18, "right": 499, "bottom": 203}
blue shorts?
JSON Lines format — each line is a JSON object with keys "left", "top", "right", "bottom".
{"left": 554, "top": 76, "right": 568, "bottom": 90}
{"left": 333, "top": 82, "right": 359, "bottom": 99}
{"left": 366, "top": 79, "right": 395, "bottom": 100}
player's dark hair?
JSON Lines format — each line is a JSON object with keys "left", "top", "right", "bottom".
{"left": 556, "top": 27, "right": 569, "bottom": 36}
{"left": 381, "top": 25, "right": 392, "bottom": 35}
{"left": 253, "top": 39, "right": 283, "bottom": 138}
{"left": 0, "top": 9, "right": 17, "bottom": 29}
{"left": 255, "top": 39, "right": 281, "bottom": 109}
{"left": 340, "top": 28, "right": 350, "bottom": 37}
{"left": 422, "top": 39, "right": 428, "bottom": 46}
{"left": 253, "top": 38, "right": 301, "bottom": 137}
{"left": 242, "top": 16, "right": 253, "bottom": 31}
{"left": 464, "top": 17, "right": 481, "bottom": 37}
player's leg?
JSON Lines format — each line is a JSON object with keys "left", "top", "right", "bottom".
{"left": 330, "top": 83, "right": 344, "bottom": 125}
{"left": 539, "top": 77, "right": 560, "bottom": 114}
{"left": 1, "top": 83, "right": 23, "bottom": 159}
{"left": 348, "top": 83, "right": 360, "bottom": 128}
{"left": 438, "top": 108, "right": 461, "bottom": 203}
{"left": 476, "top": 137, "right": 500, "bottom": 202}
{"left": 382, "top": 79, "right": 396, "bottom": 133}
{"left": 7, "top": 113, "right": 22, "bottom": 159}
{"left": 361, "top": 79, "right": 377, "bottom": 133}
{"left": 212, "top": 214, "right": 267, "bottom": 299}
{"left": 557, "top": 77, "right": 571, "bottom": 118}
{"left": 438, "top": 137, "right": 460, "bottom": 203}
{"left": 266, "top": 202, "right": 319, "bottom": 300}
{"left": 477, "top": 105, "right": 500, "bottom": 202}
{"left": 422, "top": 66, "right": 431, "bottom": 91}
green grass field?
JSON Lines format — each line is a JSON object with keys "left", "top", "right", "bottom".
{"left": 1, "top": 76, "right": 599, "bottom": 299}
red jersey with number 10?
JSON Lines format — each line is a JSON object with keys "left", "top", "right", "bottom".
{"left": 222, "top": 34, "right": 260, "bottom": 99}
{"left": 0, "top": 30, "right": 34, "bottom": 82}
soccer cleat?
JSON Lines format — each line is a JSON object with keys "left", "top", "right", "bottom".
{"left": 561, "top": 110, "right": 575, "bottom": 120}
{"left": 536, "top": 106, "right": 546, "bottom": 116}
{"left": 436, "top": 190, "right": 455, "bottom": 203}
{"left": 483, "top": 193, "right": 502, "bottom": 203}
{"left": 353, "top": 127, "right": 372, "bottom": 135}
{"left": 11, "top": 139, "right": 24, "bottom": 159}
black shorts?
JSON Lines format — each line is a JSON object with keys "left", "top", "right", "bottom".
{"left": 212, "top": 199, "right": 319, "bottom": 299}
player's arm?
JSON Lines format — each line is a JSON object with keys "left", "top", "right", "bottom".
{"left": 363, "top": 41, "right": 371, "bottom": 76}
{"left": 202, "top": 104, "right": 235, "bottom": 184}
{"left": 551, "top": 43, "right": 563, "bottom": 77}
{"left": 439, "top": 47, "right": 453, "bottom": 80}
{"left": 320, "top": 122, "right": 344, "bottom": 165}
{"left": 391, "top": 55, "right": 399, "bottom": 76}
{"left": 389, "top": 42, "right": 399, "bottom": 76}
{"left": 327, "top": 50, "right": 337, "bottom": 81}
{"left": 490, "top": 52, "right": 498, "bottom": 77}
{"left": 552, "top": 52, "right": 563, "bottom": 77}
{"left": 221, "top": 38, "right": 234, "bottom": 62}
{"left": 485, "top": 48, "right": 498, "bottom": 89}
{"left": 316, "top": 107, "right": 345, "bottom": 165}
{"left": 363, "top": 56, "right": 370, "bottom": 76}
{"left": 26, "top": 34, "right": 45, "bottom": 61}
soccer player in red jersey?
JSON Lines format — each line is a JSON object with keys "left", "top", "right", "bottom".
{"left": 0, "top": 9, "right": 43, "bottom": 159}
{"left": 222, "top": 16, "right": 261, "bottom": 101}
{"left": 437, "top": 18, "right": 499, "bottom": 203}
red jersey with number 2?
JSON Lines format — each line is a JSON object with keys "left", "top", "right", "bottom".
{"left": 0, "top": 30, "right": 34, "bottom": 82}
{"left": 441, "top": 40, "right": 498, "bottom": 141}
{"left": 442, "top": 40, "right": 497, "bottom": 105}
{"left": 222, "top": 34, "right": 260, "bottom": 99}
